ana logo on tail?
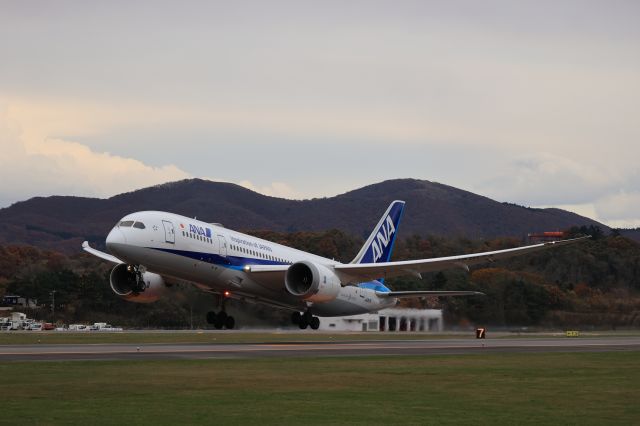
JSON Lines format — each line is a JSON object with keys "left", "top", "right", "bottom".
{"left": 371, "top": 215, "right": 396, "bottom": 262}
{"left": 350, "top": 200, "right": 404, "bottom": 265}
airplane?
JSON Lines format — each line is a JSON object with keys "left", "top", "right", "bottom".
{"left": 83, "top": 200, "right": 588, "bottom": 330}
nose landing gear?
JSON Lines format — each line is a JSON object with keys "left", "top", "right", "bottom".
{"left": 292, "top": 311, "right": 320, "bottom": 330}
{"left": 126, "top": 264, "right": 147, "bottom": 294}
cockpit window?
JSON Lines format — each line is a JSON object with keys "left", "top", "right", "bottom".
{"left": 133, "top": 222, "right": 146, "bottom": 229}
{"left": 119, "top": 221, "right": 134, "bottom": 227}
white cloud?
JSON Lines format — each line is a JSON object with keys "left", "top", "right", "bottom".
{"left": 530, "top": 193, "right": 640, "bottom": 229}
{"left": 1, "top": 2, "right": 639, "bottom": 230}
{"left": 594, "top": 192, "right": 640, "bottom": 228}
{"left": 237, "top": 180, "right": 301, "bottom": 199}
{"left": 476, "top": 152, "right": 617, "bottom": 206}
{"left": 0, "top": 103, "right": 190, "bottom": 205}
{"left": 0, "top": 99, "right": 308, "bottom": 205}
{"left": 474, "top": 153, "right": 640, "bottom": 227}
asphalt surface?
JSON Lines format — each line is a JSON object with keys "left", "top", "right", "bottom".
{"left": 1, "top": 337, "right": 639, "bottom": 361}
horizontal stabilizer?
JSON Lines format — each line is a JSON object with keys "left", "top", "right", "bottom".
{"left": 376, "top": 290, "right": 485, "bottom": 298}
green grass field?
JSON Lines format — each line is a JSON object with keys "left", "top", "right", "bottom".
{"left": 2, "top": 352, "right": 639, "bottom": 425}
{"left": 0, "top": 331, "right": 459, "bottom": 345}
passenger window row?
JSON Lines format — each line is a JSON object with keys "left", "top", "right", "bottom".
{"left": 181, "top": 230, "right": 213, "bottom": 245}
{"left": 229, "top": 244, "right": 291, "bottom": 264}
{"left": 178, "top": 230, "right": 291, "bottom": 264}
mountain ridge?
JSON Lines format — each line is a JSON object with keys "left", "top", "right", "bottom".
{"left": 0, "top": 178, "right": 608, "bottom": 253}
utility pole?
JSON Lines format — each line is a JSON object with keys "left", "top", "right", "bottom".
{"left": 50, "top": 290, "right": 56, "bottom": 319}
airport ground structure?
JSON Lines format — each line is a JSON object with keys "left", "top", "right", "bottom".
{"left": 319, "top": 308, "right": 442, "bottom": 332}
{"left": 2, "top": 306, "right": 441, "bottom": 333}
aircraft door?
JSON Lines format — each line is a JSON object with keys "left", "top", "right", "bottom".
{"left": 162, "top": 220, "right": 175, "bottom": 244}
{"left": 218, "top": 235, "right": 228, "bottom": 257}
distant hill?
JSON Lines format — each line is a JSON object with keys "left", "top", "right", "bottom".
{"left": 619, "top": 228, "right": 640, "bottom": 243}
{"left": 0, "top": 178, "right": 608, "bottom": 254}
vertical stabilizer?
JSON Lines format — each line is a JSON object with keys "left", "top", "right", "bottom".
{"left": 350, "top": 200, "right": 405, "bottom": 266}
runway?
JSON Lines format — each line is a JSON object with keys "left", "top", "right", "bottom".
{"left": 2, "top": 336, "right": 639, "bottom": 361}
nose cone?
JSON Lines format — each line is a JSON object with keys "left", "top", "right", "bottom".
{"left": 106, "top": 227, "right": 127, "bottom": 254}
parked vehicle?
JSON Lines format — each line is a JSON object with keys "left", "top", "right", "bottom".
{"left": 69, "top": 324, "right": 89, "bottom": 331}
{"left": 92, "top": 322, "right": 123, "bottom": 332}
{"left": 28, "top": 322, "right": 43, "bottom": 331}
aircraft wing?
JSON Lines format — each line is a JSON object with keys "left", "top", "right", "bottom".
{"left": 333, "top": 236, "right": 590, "bottom": 284}
{"left": 82, "top": 241, "right": 123, "bottom": 264}
{"left": 376, "top": 290, "right": 485, "bottom": 298}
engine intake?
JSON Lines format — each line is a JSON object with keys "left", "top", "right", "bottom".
{"left": 285, "top": 261, "right": 341, "bottom": 303}
{"left": 110, "top": 263, "right": 166, "bottom": 303}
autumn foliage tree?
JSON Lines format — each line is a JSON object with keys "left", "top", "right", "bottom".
{"left": 1, "top": 228, "right": 639, "bottom": 328}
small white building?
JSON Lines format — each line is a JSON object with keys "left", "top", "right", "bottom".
{"left": 319, "top": 308, "right": 443, "bottom": 332}
{"left": 2, "top": 295, "right": 38, "bottom": 308}
{"left": 11, "top": 312, "right": 27, "bottom": 322}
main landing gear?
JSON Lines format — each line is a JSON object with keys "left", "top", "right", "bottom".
{"left": 292, "top": 311, "right": 320, "bottom": 330}
{"left": 207, "top": 310, "right": 235, "bottom": 330}
{"left": 207, "top": 292, "right": 235, "bottom": 329}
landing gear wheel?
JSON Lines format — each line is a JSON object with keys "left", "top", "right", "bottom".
{"left": 291, "top": 312, "right": 301, "bottom": 325}
{"left": 299, "top": 316, "right": 309, "bottom": 329}
{"left": 214, "top": 311, "right": 227, "bottom": 330}
{"left": 206, "top": 311, "right": 217, "bottom": 325}
{"left": 225, "top": 316, "right": 235, "bottom": 330}
{"left": 310, "top": 316, "right": 320, "bottom": 330}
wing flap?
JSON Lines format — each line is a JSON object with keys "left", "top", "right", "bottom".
{"left": 377, "top": 290, "right": 485, "bottom": 298}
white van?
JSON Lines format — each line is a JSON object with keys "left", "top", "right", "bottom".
{"left": 69, "top": 324, "right": 89, "bottom": 331}
{"left": 28, "top": 322, "right": 43, "bottom": 331}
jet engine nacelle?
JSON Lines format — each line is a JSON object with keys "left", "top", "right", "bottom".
{"left": 284, "top": 260, "right": 341, "bottom": 303}
{"left": 109, "top": 263, "right": 166, "bottom": 303}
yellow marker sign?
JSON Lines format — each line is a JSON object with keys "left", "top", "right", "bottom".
{"left": 565, "top": 330, "right": 580, "bottom": 337}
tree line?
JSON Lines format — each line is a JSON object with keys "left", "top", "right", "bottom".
{"left": 1, "top": 227, "right": 639, "bottom": 329}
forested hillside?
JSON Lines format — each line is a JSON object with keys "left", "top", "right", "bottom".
{"left": 0, "top": 178, "right": 606, "bottom": 253}
{"left": 2, "top": 227, "right": 638, "bottom": 329}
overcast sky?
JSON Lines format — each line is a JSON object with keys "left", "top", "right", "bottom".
{"left": 1, "top": 1, "right": 639, "bottom": 227}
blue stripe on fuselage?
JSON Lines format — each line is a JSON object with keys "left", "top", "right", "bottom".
{"left": 148, "top": 247, "right": 287, "bottom": 270}
{"left": 147, "top": 247, "right": 386, "bottom": 289}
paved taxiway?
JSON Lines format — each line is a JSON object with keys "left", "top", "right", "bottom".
{"left": 2, "top": 337, "right": 639, "bottom": 361}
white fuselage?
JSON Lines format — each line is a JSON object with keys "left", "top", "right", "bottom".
{"left": 106, "top": 211, "right": 397, "bottom": 316}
